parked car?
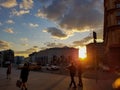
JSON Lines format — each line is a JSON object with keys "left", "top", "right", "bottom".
{"left": 29, "top": 63, "right": 41, "bottom": 70}
{"left": 18, "top": 63, "right": 41, "bottom": 70}
{"left": 46, "top": 64, "right": 60, "bottom": 70}
{"left": 17, "top": 64, "right": 24, "bottom": 69}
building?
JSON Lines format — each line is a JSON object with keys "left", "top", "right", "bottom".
{"left": 29, "top": 47, "right": 79, "bottom": 66}
{"left": 14, "top": 56, "right": 24, "bottom": 65}
{"left": 0, "top": 49, "right": 14, "bottom": 67}
{"left": 86, "top": 43, "right": 105, "bottom": 67}
{"left": 104, "top": 0, "right": 120, "bottom": 68}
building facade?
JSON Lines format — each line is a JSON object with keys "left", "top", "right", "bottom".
{"left": 14, "top": 56, "right": 24, "bottom": 65}
{"left": 104, "top": 0, "right": 120, "bottom": 67}
{"left": 0, "top": 49, "right": 14, "bottom": 67}
{"left": 86, "top": 43, "right": 105, "bottom": 67}
{"left": 29, "top": 47, "right": 79, "bottom": 66}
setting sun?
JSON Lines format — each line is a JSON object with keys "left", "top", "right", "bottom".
{"left": 79, "top": 46, "right": 87, "bottom": 59}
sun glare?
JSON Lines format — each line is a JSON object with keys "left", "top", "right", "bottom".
{"left": 79, "top": 46, "right": 87, "bottom": 60}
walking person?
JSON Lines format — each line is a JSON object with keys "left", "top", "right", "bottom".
{"left": 6, "top": 63, "right": 11, "bottom": 79}
{"left": 68, "top": 62, "right": 77, "bottom": 88}
{"left": 77, "top": 61, "right": 83, "bottom": 87}
{"left": 20, "top": 63, "right": 30, "bottom": 90}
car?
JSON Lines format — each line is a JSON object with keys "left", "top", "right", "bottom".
{"left": 46, "top": 64, "right": 60, "bottom": 70}
{"left": 17, "top": 64, "right": 24, "bottom": 69}
{"left": 17, "top": 63, "right": 41, "bottom": 70}
{"left": 29, "top": 63, "right": 41, "bottom": 70}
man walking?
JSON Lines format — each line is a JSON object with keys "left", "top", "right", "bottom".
{"left": 68, "top": 62, "right": 77, "bottom": 88}
{"left": 77, "top": 61, "right": 83, "bottom": 87}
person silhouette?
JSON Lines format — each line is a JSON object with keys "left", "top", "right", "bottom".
{"left": 68, "top": 62, "right": 77, "bottom": 88}
{"left": 20, "top": 63, "right": 30, "bottom": 90}
{"left": 6, "top": 63, "right": 11, "bottom": 79}
{"left": 77, "top": 61, "right": 83, "bottom": 87}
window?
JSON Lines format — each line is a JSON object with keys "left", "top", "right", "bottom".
{"left": 116, "top": 3, "right": 120, "bottom": 8}
{"left": 116, "top": 11, "right": 120, "bottom": 16}
{"left": 117, "top": 18, "right": 120, "bottom": 25}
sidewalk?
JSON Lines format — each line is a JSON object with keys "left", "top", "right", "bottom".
{"left": 0, "top": 67, "right": 119, "bottom": 90}
{"left": 82, "top": 70, "right": 120, "bottom": 90}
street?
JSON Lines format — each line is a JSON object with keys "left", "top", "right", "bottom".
{"left": 0, "top": 67, "right": 119, "bottom": 90}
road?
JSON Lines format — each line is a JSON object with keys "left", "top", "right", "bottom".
{"left": 0, "top": 67, "right": 119, "bottom": 90}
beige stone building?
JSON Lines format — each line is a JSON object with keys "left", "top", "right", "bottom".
{"left": 29, "top": 47, "right": 78, "bottom": 65}
{"left": 104, "top": 0, "right": 120, "bottom": 67}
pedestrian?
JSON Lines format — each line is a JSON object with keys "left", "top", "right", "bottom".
{"left": 77, "top": 61, "right": 83, "bottom": 87}
{"left": 6, "top": 63, "right": 11, "bottom": 79}
{"left": 20, "top": 63, "right": 30, "bottom": 90}
{"left": 67, "top": 62, "right": 77, "bottom": 88}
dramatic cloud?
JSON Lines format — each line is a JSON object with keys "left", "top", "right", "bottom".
{"left": 0, "top": 0, "right": 17, "bottom": 8}
{"left": 0, "top": 40, "right": 10, "bottom": 50}
{"left": 6, "top": 20, "right": 15, "bottom": 24}
{"left": 29, "top": 23, "right": 39, "bottom": 28}
{"left": 38, "top": 0, "right": 104, "bottom": 41}
{"left": 43, "top": 27, "right": 68, "bottom": 39}
{"left": 44, "top": 42, "right": 66, "bottom": 48}
{"left": 4, "top": 28, "right": 14, "bottom": 34}
{"left": 11, "top": 9, "right": 30, "bottom": 16}
{"left": 73, "top": 36, "right": 93, "bottom": 46}
{"left": 36, "top": 0, "right": 67, "bottom": 21}
{"left": 20, "top": 0, "right": 34, "bottom": 10}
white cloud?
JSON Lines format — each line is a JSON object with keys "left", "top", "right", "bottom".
{"left": 35, "top": 9, "right": 47, "bottom": 18}
{"left": 11, "top": 9, "right": 30, "bottom": 16}
{"left": 20, "top": 38, "right": 28, "bottom": 42}
{"left": 4, "top": 28, "right": 14, "bottom": 34}
{"left": 0, "top": 0, "right": 17, "bottom": 8}
{"left": 6, "top": 20, "right": 15, "bottom": 24}
{"left": 29, "top": 23, "right": 39, "bottom": 28}
{"left": 20, "top": 0, "right": 34, "bottom": 10}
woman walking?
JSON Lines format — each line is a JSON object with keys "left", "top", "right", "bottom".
{"left": 20, "top": 63, "right": 30, "bottom": 90}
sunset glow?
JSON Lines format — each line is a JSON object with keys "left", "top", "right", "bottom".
{"left": 79, "top": 46, "right": 87, "bottom": 60}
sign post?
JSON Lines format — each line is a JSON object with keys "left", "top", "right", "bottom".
{"left": 93, "top": 31, "right": 98, "bottom": 83}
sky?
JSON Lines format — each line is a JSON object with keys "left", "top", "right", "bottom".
{"left": 0, "top": 0, "right": 104, "bottom": 57}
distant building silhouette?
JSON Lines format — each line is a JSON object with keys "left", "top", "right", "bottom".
{"left": 0, "top": 49, "right": 14, "bottom": 67}
{"left": 14, "top": 56, "right": 24, "bottom": 65}
{"left": 104, "top": 0, "right": 120, "bottom": 68}
{"left": 28, "top": 47, "right": 78, "bottom": 66}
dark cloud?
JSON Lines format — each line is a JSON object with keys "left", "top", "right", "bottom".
{"left": 39, "top": 0, "right": 103, "bottom": 31}
{"left": 0, "top": 40, "right": 10, "bottom": 50}
{"left": 60, "top": 0, "right": 103, "bottom": 31}
{"left": 37, "top": 0, "right": 104, "bottom": 43}
{"left": 44, "top": 42, "right": 65, "bottom": 48}
{"left": 73, "top": 36, "right": 93, "bottom": 46}
{"left": 39, "top": 0, "right": 67, "bottom": 21}
{"left": 44, "top": 27, "right": 68, "bottom": 39}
